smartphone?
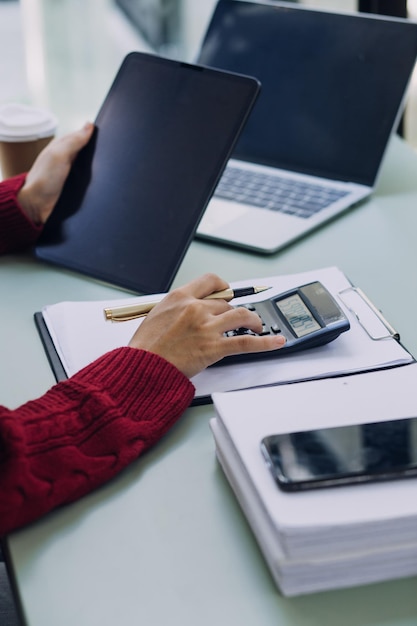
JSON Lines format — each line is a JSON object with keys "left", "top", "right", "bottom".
{"left": 260, "top": 417, "right": 417, "bottom": 491}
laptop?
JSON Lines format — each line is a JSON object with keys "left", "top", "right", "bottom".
{"left": 196, "top": 0, "right": 417, "bottom": 254}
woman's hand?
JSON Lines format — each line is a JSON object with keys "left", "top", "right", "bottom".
{"left": 129, "top": 273, "right": 285, "bottom": 378}
{"left": 17, "top": 122, "right": 95, "bottom": 225}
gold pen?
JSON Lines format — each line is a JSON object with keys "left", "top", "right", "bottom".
{"left": 104, "top": 285, "right": 271, "bottom": 322}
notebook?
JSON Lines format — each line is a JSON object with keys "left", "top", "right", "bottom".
{"left": 35, "top": 52, "right": 260, "bottom": 293}
{"left": 195, "top": 0, "right": 417, "bottom": 254}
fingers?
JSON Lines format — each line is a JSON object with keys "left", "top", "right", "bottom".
{"left": 176, "top": 294, "right": 286, "bottom": 362}
{"left": 65, "top": 122, "right": 95, "bottom": 160}
{"left": 211, "top": 303, "right": 286, "bottom": 357}
{"left": 50, "top": 122, "right": 95, "bottom": 164}
{"left": 220, "top": 330, "right": 286, "bottom": 357}
{"left": 218, "top": 305, "right": 263, "bottom": 334}
{"left": 18, "top": 122, "right": 96, "bottom": 225}
{"left": 128, "top": 274, "right": 286, "bottom": 378}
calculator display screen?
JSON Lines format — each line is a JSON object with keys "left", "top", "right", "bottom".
{"left": 275, "top": 294, "right": 321, "bottom": 337}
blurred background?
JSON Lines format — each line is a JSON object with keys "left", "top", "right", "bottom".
{"left": 1, "top": 0, "right": 417, "bottom": 145}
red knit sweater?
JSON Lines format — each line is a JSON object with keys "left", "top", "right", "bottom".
{"left": 0, "top": 176, "right": 195, "bottom": 536}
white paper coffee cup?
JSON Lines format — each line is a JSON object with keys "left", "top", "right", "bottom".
{"left": 0, "top": 103, "right": 57, "bottom": 179}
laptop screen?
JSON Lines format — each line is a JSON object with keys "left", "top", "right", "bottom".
{"left": 198, "top": 0, "right": 417, "bottom": 185}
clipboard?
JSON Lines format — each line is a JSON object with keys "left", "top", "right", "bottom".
{"left": 338, "top": 286, "right": 400, "bottom": 341}
{"left": 34, "top": 266, "right": 415, "bottom": 405}
{"left": 34, "top": 312, "right": 67, "bottom": 383}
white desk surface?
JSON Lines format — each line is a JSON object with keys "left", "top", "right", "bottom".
{"left": 3, "top": 136, "right": 417, "bottom": 625}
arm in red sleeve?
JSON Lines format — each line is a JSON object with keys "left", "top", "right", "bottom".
{"left": 0, "top": 347, "right": 195, "bottom": 536}
{"left": 0, "top": 175, "right": 43, "bottom": 254}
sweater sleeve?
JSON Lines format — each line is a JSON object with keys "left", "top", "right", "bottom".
{"left": 0, "top": 347, "right": 195, "bottom": 536}
{"left": 0, "top": 174, "right": 43, "bottom": 254}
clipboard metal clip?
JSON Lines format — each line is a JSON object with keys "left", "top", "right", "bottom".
{"left": 338, "top": 286, "right": 400, "bottom": 342}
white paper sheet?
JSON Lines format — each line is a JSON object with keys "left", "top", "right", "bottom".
{"left": 210, "top": 418, "right": 417, "bottom": 596}
{"left": 41, "top": 266, "right": 413, "bottom": 401}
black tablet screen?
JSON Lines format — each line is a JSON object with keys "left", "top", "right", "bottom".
{"left": 36, "top": 52, "right": 259, "bottom": 293}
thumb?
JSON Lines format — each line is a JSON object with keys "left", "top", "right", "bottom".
{"left": 73, "top": 120, "right": 95, "bottom": 146}
{"left": 63, "top": 122, "right": 95, "bottom": 163}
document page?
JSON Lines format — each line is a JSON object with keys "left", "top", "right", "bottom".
{"left": 40, "top": 266, "right": 413, "bottom": 401}
{"left": 211, "top": 363, "right": 417, "bottom": 557}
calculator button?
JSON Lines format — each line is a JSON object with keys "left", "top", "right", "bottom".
{"left": 259, "top": 325, "right": 271, "bottom": 335}
{"left": 226, "top": 327, "right": 258, "bottom": 338}
{"left": 271, "top": 324, "right": 282, "bottom": 334}
{"left": 235, "top": 327, "right": 257, "bottom": 336}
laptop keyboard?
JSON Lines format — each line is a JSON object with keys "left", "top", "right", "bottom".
{"left": 215, "top": 165, "right": 350, "bottom": 219}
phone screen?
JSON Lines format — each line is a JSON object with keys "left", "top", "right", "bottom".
{"left": 260, "top": 417, "right": 417, "bottom": 491}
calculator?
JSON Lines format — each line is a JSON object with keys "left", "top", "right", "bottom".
{"left": 216, "top": 281, "right": 350, "bottom": 365}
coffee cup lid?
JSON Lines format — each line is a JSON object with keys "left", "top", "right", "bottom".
{"left": 0, "top": 103, "right": 57, "bottom": 142}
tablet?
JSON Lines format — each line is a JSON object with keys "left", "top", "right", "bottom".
{"left": 35, "top": 52, "right": 260, "bottom": 293}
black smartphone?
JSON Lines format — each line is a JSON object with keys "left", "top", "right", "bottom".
{"left": 260, "top": 417, "right": 417, "bottom": 491}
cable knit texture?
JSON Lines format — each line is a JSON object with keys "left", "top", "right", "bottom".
{"left": 0, "top": 174, "right": 43, "bottom": 254}
{"left": 0, "top": 348, "right": 194, "bottom": 535}
{"left": 0, "top": 179, "right": 195, "bottom": 535}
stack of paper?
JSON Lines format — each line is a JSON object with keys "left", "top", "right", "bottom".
{"left": 210, "top": 364, "right": 417, "bottom": 596}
